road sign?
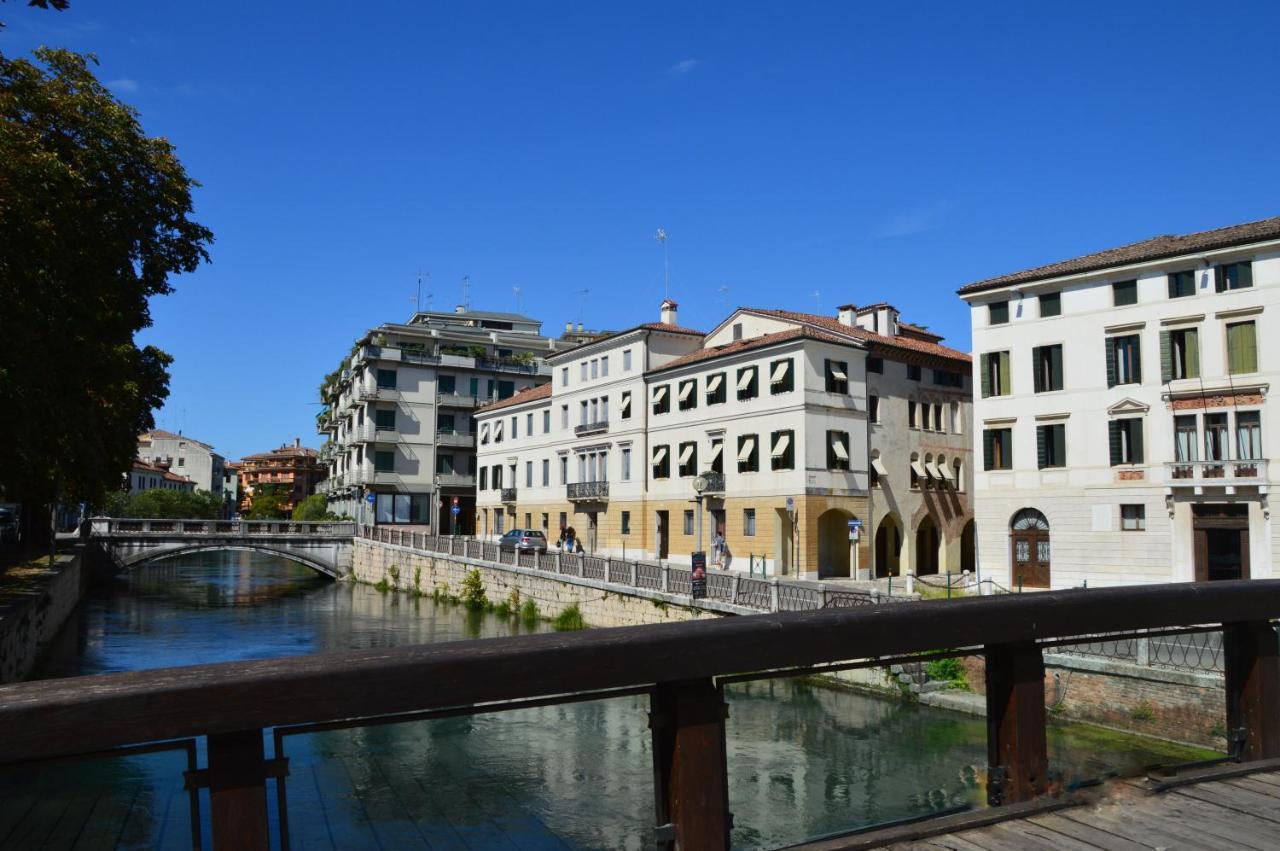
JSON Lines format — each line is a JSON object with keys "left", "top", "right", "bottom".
{"left": 365, "top": 493, "right": 376, "bottom": 505}
{"left": 690, "top": 551, "right": 707, "bottom": 600}
{"left": 848, "top": 519, "right": 862, "bottom": 531}
{"left": 451, "top": 503, "right": 461, "bottom": 516}
{"left": 785, "top": 496, "right": 795, "bottom": 515}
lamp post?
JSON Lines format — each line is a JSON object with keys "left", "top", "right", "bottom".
{"left": 693, "top": 475, "right": 708, "bottom": 553}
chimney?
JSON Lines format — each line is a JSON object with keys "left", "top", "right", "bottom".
{"left": 836, "top": 304, "right": 857, "bottom": 327}
{"left": 577, "top": 322, "right": 584, "bottom": 332}
{"left": 660, "top": 299, "right": 678, "bottom": 326}
{"left": 294, "top": 437, "right": 301, "bottom": 449}
{"left": 565, "top": 321, "right": 573, "bottom": 333}
{"left": 455, "top": 304, "right": 466, "bottom": 313}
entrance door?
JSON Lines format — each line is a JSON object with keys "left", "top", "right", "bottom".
{"left": 587, "top": 512, "right": 598, "bottom": 554}
{"left": 656, "top": 511, "right": 669, "bottom": 560}
{"left": 1010, "top": 508, "right": 1050, "bottom": 589}
{"left": 1193, "top": 504, "right": 1250, "bottom": 581}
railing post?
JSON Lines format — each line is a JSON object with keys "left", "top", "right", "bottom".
{"left": 630, "top": 560, "right": 639, "bottom": 588}
{"left": 661, "top": 564, "right": 671, "bottom": 593}
{"left": 1223, "top": 620, "right": 1280, "bottom": 761}
{"left": 576, "top": 553, "right": 585, "bottom": 578}
{"left": 730, "top": 573, "right": 741, "bottom": 605}
{"left": 769, "top": 577, "right": 780, "bottom": 612}
{"left": 207, "top": 729, "right": 271, "bottom": 850}
{"left": 1136, "top": 636, "right": 1151, "bottom": 668}
{"left": 649, "top": 679, "right": 731, "bottom": 851}
{"left": 984, "top": 641, "right": 1047, "bottom": 806}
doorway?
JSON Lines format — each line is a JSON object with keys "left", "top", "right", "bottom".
{"left": 1009, "top": 508, "right": 1050, "bottom": 589}
{"left": 587, "top": 511, "right": 598, "bottom": 553}
{"left": 816, "top": 509, "right": 853, "bottom": 578}
{"left": 1193, "top": 504, "right": 1250, "bottom": 581}
{"left": 773, "top": 508, "right": 793, "bottom": 576}
{"left": 915, "top": 516, "right": 940, "bottom": 575}
{"left": 874, "top": 516, "right": 902, "bottom": 578}
{"left": 960, "top": 520, "right": 976, "bottom": 574}
{"left": 655, "top": 510, "right": 669, "bottom": 560}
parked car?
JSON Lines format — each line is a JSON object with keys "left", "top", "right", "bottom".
{"left": 498, "top": 529, "right": 548, "bottom": 554}
{"left": 0, "top": 505, "right": 18, "bottom": 544}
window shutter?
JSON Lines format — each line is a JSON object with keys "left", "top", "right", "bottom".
{"left": 1186, "top": 330, "right": 1200, "bottom": 379}
{"left": 1036, "top": 426, "right": 1047, "bottom": 469}
{"left": 1105, "top": 338, "right": 1117, "bottom": 388}
{"left": 1215, "top": 266, "right": 1226, "bottom": 292}
{"left": 1108, "top": 421, "right": 1122, "bottom": 466}
{"left": 983, "top": 430, "right": 994, "bottom": 471}
{"left": 1031, "top": 347, "right": 1043, "bottom": 393}
{"left": 1240, "top": 262, "right": 1253, "bottom": 289}
{"left": 999, "top": 352, "right": 1011, "bottom": 395}
{"left": 1054, "top": 424, "right": 1066, "bottom": 467}
{"left": 1131, "top": 420, "right": 1144, "bottom": 463}
{"left": 1167, "top": 275, "right": 1177, "bottom": 299}
{"left": 1132, "top": 338, "right": 1141, "bottom": 383}
{"left": 1050, "top": 344, "right": 1063, "bottom": 391}
{"left": 980, "top": 354, "right": 991, "bottom": 398}
{"left": 1159, "top": 331, "right": 1172, "bottom": 383}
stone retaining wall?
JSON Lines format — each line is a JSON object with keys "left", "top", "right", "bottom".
{"left": 0, "top": 550, "right": 86, "bottom": 683}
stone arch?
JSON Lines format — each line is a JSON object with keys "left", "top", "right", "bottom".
{"left": 816, "top": 508, "right": 855, "bottom": 579}
{"left": 915, "top": 515, "right": 940, "bottom": 575}
{"left": 874, "top": 514, "right": 903, "bottom": 578}
{"left": 960, "top": 518, "right": 976, "bottom": 574}
{"left": 120, "top": 543, "right": 341, "bottom": 579}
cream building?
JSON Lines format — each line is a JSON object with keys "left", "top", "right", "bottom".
{"left": 960, "top": 215, "right": 1280, "bottom": 589}
{"left": 475, "top": 300, "right": 973, "bottom": 579}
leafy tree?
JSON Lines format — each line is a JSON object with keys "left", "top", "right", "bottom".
{"left": 106, "top": 489, "right": 222, "bottom": 519}
{"left": 244, "top": 494, "right": 288, "bottom": 520}
{"left": 292, "top": 493, "right": 336, "bottom": 522}
{"left": 0, "top": 49, "right": 212, "bottom": 548}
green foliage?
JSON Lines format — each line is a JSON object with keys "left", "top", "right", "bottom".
{"left": 924, "top": 657, "right": 970, "bottom": 691}
{"left": 1130, "top": 702, "right": 1156, "bottom": 722}
{"left": 553, "top": 602, "right": 585, "bottom": 631}
{"left": 386, "top": 564, "right": 400, "bottom": 588}
{"left": 292, "top": 493, "right": 337, "bottom": 521}
{"left": 0, "top": 49, "right": 212, "bottom": 520}
{"left": 413, "top": 565, "right": 422, "bottom": 594}
{"left": 460, "top": 569, "right": 488, "bottom": 610}
{"left": 374, "top": 576, "right": 390, "bottom": 593}
{"left": 493, "top": 602, "right": 512, "bottom": 618}
{"left": 244, "top": 493, "right": 288, "bottom": 520}
{"left": 519, "top": 598, "right": 539, "bottom": 625}
{"left": 104, "top": 488, "right": 223, "bottom": 519}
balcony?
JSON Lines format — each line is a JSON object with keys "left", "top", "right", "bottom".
{"left": 574, "top": 419, "right": 608, "bottom": 437}
{"left": 438, "top": 393, "right": 483, "bottom": 408}
{"left": 700, "top": 471, "right": 726, "bottom": 493}
{"left": 500, "top": 488, "right": 518, "bottom": 503}
{"left": 1165, "top": 459, "right": 1270, "bottom": 494}
{"left": 437, "top": 431, "right": 475, "bottom": 448}
{"left": 437, "top": 473, "right": 476, "bottom": 489}
{"left": 567, "top": 481, "right": 609, "bottom": 501}
{"left": 358, "top": 385, "right": 386, "bottom": 401}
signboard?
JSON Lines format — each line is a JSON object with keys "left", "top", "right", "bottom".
{"left": 690, "top": 551, "right": 708, "bottom": 600}
{"left": 785, "top": 496, "right": 795, "bottom": 513}
{"left": 848, "top": 518, "right": 862, "bottom": 542}
{"left": 451, "top": 503, "right": 461, "bottom": 516}
{"left": 365, "top": 493, "right": 377, "bottom": 505}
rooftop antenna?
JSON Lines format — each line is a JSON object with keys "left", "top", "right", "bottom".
{"left": 812, "top": 290, "right": 822, "bottom": 310}
{"left": 717, "top": 285, "right": 729, "bottom": 308}
{"left": 461, "top": 275, "right": 471, "bottom": 311}
{"left": 575, "top": 288, "right": 590, "bottom": 326}
{"left": 512, "top": 286, "right": 523, "bottom": 314}
{"left": 654, "top": 228, "right": 669, "bottom": 299}
{"left": 412, "top": 271, "right": 431, "bottom": 314}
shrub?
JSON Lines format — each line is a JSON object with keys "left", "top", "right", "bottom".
{"left": 519, "top": 599, "right": 539, "bottom": 625}
{"left": 553, "top": 602, "right": 585, "bottom": 631}
{"left": 925, "top": 657, "right": 969, "bottom": 690}
{"left": 460, "top": 569, "right": 488, "bottom": 610}
{"left": 1130, "top": 702, "right": 1156, "bottom": 722}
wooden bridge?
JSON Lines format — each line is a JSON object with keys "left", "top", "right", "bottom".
{"left": 88, "top": 517, "right": 357, "bottom": 578}
{"left": 0, "top": 579, "right": 1277, "bottom": 849}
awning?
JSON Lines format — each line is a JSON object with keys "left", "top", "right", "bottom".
{"left": 736, "top": 370, "right": 754, "bottom": 392}
{"left": 706, "top": 374, "right": 723, "bottom": 393}
{"left": 870, "top": 457, "right": 888, "bottom": 476}
{"left": 831, "top": 437, "right": 849, "bottom": 461}
{"left": 911, "top": 460, "right": 928, "bottom": 478}
{"left": 494, "top": 422, "right": 504, "bottom": 439}
{"left": 830, "top": 364, "right": 847, "bottom": 381}
{"left": 737, "top": 437, "right": 756, "bottom": 461}
{"left": 678, "top": 383, "right": 694, "bottom": 403}
{"left": 770, "top": 360, "right": 791, "bottom": 384}
{"left": 771, "top": 433, "right": 791, "bottom": 457}
{"left": 708, "top": 443, "right": 724, "bottom": 462}
{"left": 678, "top": 444, "right": 694, "bottom": 464}
{"left": 652, "top": 446, "right": 668, "bottom": 464}
{"left": 939, "top": 463, "right": 956, "bottom": 482}
{"left": 652, "top": 386, "right": 668, "bottom": 404}
{"left": 925, "top": 462, "right": 942, "bottom": 479}
{"left": 621, "top": 396, "right": 632, "bottom": 415}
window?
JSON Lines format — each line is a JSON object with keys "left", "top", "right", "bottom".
{"left": 1108, "top": 418, "right": 1144, "bottom": 465}
{"left": 623, "top": 349, "right": 632, "bottom": 371}
{"left": 374, "top": 450, "right": 395, "bottom": 472}
{"left": 1121, "top": 505, "right": 1146, "bottom": 531}
{"left": 770, "top": 430, "right": 794, "bottom": 470}
{"left": 438, "top": 375, "right": 456, "bottom": 394}
{"left": 1161, "top": 328, "right": 1200, "bottom": 381}
{"left": 736, "top": 435, "right": 759, "bottom": 473}
{"left": 1204, "top": 413, "right": 1228, "bottom": 462}
{"left": 652, "top": 445, "right": 671, "bottom": 479}
{"left": 601, "top": 356, "right": 609, "bottom": 377}
{"left": 542, "top": 459, "right": 550, "bottom": 486}
{"left": 989, "top": 301, "right": 1009, "bottom": 325}
{"left": 908, "top": 401, "right": 917, "bottom": 429}
{"left": 709, "top": 438, "right": 724, "bottom": 474}
{"left": 497, "top": 380, "right": 514, "bottom": 399}
{"left": 580, "top": 362, "right": 588, "bottom": 381}
{"left": 732, "top": 323, "right": 744, "bottom": 341}
{"left": 868, "top": 394, "right": 880, "bottom": 423}
{"left": 826, "top": 430, "right": 850, "bottom": 471}
{"left": 867, "top": 357, "right": 883, "bottom": 374}
{"left": 492, "top": 465, "right": 503, "bottom": 488}
{"left": 590, "top": 359, "right": 598, "bottom": 379}
{"left": 1168, "top": 270, "right": 1196, "bottom": 299}
{"left": 619, "top": 391, "right": 632, "bottom": 419}
{"left": 1113, "top": 280, "right": 1138, "bottom": 306}
{"left": 511, "top": 416, "right": 518, "bottom": 439}
{"left": 769, "top": 359, "right": 793, "bottom": 394}
{"left": 678, "top": 379, "right": 698, "bottom": 411}
{"left": 683, "top": 511, "right": 694, "bottom": 535}
{"left": 559, "top": 456, "right": 568, "bottom": 484}
{"left": 436, "top": 454, "right": 454, "bottom": 474}
{"left": 526, "top": 412, "right": 533, "bottom": 434}
{"left": 1032, "top": 344, "right": 1063, "bottom": 393}
{"left": 1215, "top": 261, "right": 1253, "bottom": 292}
{"left": 983, "top": 428, "right": 1012, "bottom": 471}
{"left": 376, "top": 369, "right": 397, "bottom": 389}
{"left": 559, "top": 511, "right": 567, "bottom": 531}
{"left": 561, "top": 367, "right": 569, "bottom": 386}
{"left": 525, "top": 461, "right": 533, "bottom": 487}
{"left": 494, "top": 512, "right": 504, "bottom": 535}
{"left": 1036, "top": 423, "right": 1066, "bottom": 469}
{"left": 1039, "top": 292, "right": 1061, "bottom": 317}
{"left": 825, "top": 359, "right": 848, "bottom": 394}
{"left": 743, "top": 508, "right": 756, "bottom": 536}
{"left": 933, "top": 369, "right": 962, "bottom": 388}
{"left": 621, "top": 511, "right": 631, "bottom": 535}
{"left": 678, "top": 441, "right": 698, "bottom": 477}
{"left": 1226, "top": 321, "right": 1258, "bottom": 374}
{"left": 933, "top": 405, "right": 943, "bottom": 432}
{"left": 1237, "top": 411, "right": 1262, "bottom": 460}
{"left": 652, "top": 384, "right": 671, "bottom": 414}
{"left": 543, "top": 410, "right": 551, "bottom": 433}
{"left": 950, "top": 401, "right": 962, "bottom": 434}
{"left": 1174, "top": 414, "right": 1198, "bottom": 462}
{"left": 907, "top": 364, "right": 922, "bottom": 381}
{"left": 375, "top": 408, "right": 396, "bottom": 431}
{"left": 1106, "top": 335, "right": 1141, "bottom": 386}
{"left": 621, "top": 447, "right": 631, "bottom": 481}
{"left": 438, "top": 413, "right": 456, "bottom": 434}
{"left": 469, "top": 377, "right": 480, "bottom": 397}
{"left": 980, "top": 351, "right": 1011, "bottom": 397}
{"left": 560, "top": 405, "right": 569, "bottom": 429}
{"left": 736, "top": 366, "right": 758, "bottom": 400}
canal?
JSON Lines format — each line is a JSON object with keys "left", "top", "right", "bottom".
{"left": 12, "top": 551, "right": 1213, "bottom": 850}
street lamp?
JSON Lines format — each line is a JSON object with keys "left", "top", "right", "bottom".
{"left": 692, "top": 474, "right": 709, "bottom": 555}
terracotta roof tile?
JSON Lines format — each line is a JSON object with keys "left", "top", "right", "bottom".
{"left": 958, "top": 215, "right": 1280, "bottom": 295}
{"left": 744, "top": 308, "right": 971, "bottom": 364}
{"left": 647, "top": 327, "right": 852, "bottom": 375}
{"left": 140, "top": 429, "right": 215, "bottom": 451}
{"left": 475, "top": 382, "right": 552, "bottom": 414}
{"left": 241, "top": 445, "right": 319, "bottom": 461}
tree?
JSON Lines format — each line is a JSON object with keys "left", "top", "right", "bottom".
{"left": 104, "top": 489, "right": 222, "bottom": 519}
{"left": 292, "top": 493, "right": 336, "bottom": 522}
{"left": 245, "top": 494, "right": 288, "bottom": 521}
{"left": 0, "top": 48, "right": 212, "bottom": 549}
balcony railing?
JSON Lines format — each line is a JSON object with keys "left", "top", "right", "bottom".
{"left": 437, "top": 431, "right": 475, "bottom": 448}
{"left": 437, "top": 473, "right": 476, "bottom": 489}
{"left": 701, "top": 471, "right": 726, "bottom": 493}
{"left": 358, "top": 386, "right": 385, "bottom": 401}
{"left": 438, "top": 393, "right": 483, "bottom": 408}
{"left": 574, "top": 419, "right": 608, "bottom": 437}
{"left": 1166, "top": 459, "right": 1269, "bottom": 491}
{"left": 500, "top": 488, "right": 518, "bottom": 503}
{"left": 567, "top": 481, "right": 609, "bottom": 501}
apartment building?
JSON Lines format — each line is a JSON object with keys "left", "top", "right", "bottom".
{"left": 960, "top": 215, "right": 1280, "bottom": 589}
{"left": 136, "top": 429, "right": 225, "bottom": 498}
{"left": 126, "top": 459, "right": 195, "bottom": 494}
{"left": 475, "top": 300, "right": 973, "bottom": 579}
{"left": 238, "top": 440, "right": 324, "bottom": 515}
{"left": 317, "top": 306, "right": 570, "bottom": 529}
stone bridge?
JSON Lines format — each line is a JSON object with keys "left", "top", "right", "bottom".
{"left": 88, "top": 517, "right": 356, "bottom": 578}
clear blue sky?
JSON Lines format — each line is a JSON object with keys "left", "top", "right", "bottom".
{"left": 5, "top": 2, "right": 1279, "bottom": 460}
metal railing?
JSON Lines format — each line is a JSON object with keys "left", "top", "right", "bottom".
{"left": 701, "top": 470, "right": 725, "bottom": 492}
{"left": 91, "top": 518, "right": 357, "bottom": 536}
{"left": 500, "top": 487, "right": 518, "bottom": 503}
{"left": 567, "top": 481, "right": 609, "bottom": 500}
{"left": 574, "top": 419, "right": 609, "bottom": 436}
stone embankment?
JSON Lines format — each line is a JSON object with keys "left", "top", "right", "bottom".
{"left": 0, "top": 550, "right": 86, "bottom": 683}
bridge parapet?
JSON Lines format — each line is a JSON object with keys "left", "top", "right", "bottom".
{"left": 90, "top": 517, "right": 356, "bottom": 537}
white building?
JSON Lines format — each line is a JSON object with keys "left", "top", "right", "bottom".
{"left": 960, "top": 215, "right": 1280, "bottom": 588}
{"left": 136, "top": 429, "right": 225, "bottom": 497}
{"left": 475, "top": 300, "right": 974, "bottom": 579}
{"left": 126, "top": 459, "right": 196, "bottom": 494}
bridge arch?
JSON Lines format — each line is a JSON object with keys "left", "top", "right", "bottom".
{"left": 118, "top": 543, "right": 343, "bottom": 579}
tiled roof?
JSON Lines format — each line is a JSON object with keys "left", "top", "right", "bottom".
{"left": 241, "top": 445, "right": 319, "bottom": 461}
{"left": 744, "top": 308, "right": 971, "bottom": 364}
{"left": 647, "top": 327, "right": 853, "bottom": 375}
{"left": 475, "top": 382, "right": 552, "bottom": 414}
{"left": 958, "top": 215, "right": 1280, "bottom": 295}
{"left": 131, "top": 458, "right": 194, "bottom": 484}
{"left": 896, "top": 321, "right": 943, "bottom": 342}
{"left": 549, "top": 322, "right": 705, "bottom": 361}
{"left": 140, "top": 429, "right": 214, "bottom": 451}
{"left": 639, "top": 322, "right": 704, "bottom": 335}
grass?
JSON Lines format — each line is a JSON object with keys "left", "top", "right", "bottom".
{"left": 924, "top": 656, "right": 970, "bottom": 690}
{"left": 553, "top": 602, "right": 586, "bottom": 631}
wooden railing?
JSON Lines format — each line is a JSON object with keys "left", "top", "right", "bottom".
{"left": 1, "top": 582, "right": 1278, "bottom": 848}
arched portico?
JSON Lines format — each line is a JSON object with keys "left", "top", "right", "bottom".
{"left": 915, "top": 515, "right": 940, "bottom": 575}
{"left": 874, "top": 514, "right": 903, "bottom": 578}
{"left": 816, "top": 508, "right": 855, "bottom": 578}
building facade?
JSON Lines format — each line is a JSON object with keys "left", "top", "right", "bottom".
{"left": 238, "top": 440, "right": 324, "bottom": 516}
{"left": 126, "top": 459, "right": 195, "bottom": 494}
{"left": 960, "top": 215, "right": 1280, "bottom": 589}
{"left": 222, "top": 462, "right": 241, "bottom": 517}
{"left": 136, "top": 429, "right": 225, "bottom": 498}
{"left": 317, "top": 307, "right": 571, "bottom": 529}
{"left": 475, "top": 300, "right": 973, "bottom": 579}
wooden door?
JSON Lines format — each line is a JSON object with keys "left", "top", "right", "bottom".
{"left": 1193, "top": 505, "right": 1250, "bottom": 582}
{"left": 656, "top": 511, "right": 669, "bottom": 560}
{"left": 1010, "top": 531, "right": 1050, "bottom": 589}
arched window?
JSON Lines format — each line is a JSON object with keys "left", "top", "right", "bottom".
{"left": 1011, "top": 508, "right": 1050, "bottom": 530}
{"left": 909, "top": 452, "right": 920, "bottom": 490}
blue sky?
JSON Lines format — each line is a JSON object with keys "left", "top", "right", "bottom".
{"left": 5, "top": 2, "right": 1279, "bottom": 460}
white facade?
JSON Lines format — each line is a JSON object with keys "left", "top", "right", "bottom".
{"left": 962, "top": 217, "right": 1280, "bottom": 588}
{"left": 136, "top": 429, "right": 224, "bottom": 496}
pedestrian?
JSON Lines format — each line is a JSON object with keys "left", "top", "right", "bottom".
{"left": 712, "top": 531, "right": 725, "bottom": 567}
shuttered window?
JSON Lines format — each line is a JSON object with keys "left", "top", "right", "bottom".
{"left": 770, "top": 430, "right": 795, "bottom": 470}
{"left": 825, "top": 359, "right": 849, "bottom": 394}
{"left": 737, "top": 435, "right": 759, "bottom": 473}
{"left": 1108, "top": 419, "right": 1144, "bottom": 465}
{"left": 1113, "top": 280, "right": 1138, "bottom": 306}
{"left": 1226, "top": 321, "right": 1258, "bottom": 375}
{"left": 1039, "top": 292, "right": 1061, "bottom": 317}
{"left": 1215, "top": 262, "right": 1253, "bottom": 292}
{"left": 1168, "top": 270, "right": 1196, "bottom": 299}
{"left": 989, "top": 301, "right": 1009, "bottom": 324}
{"left": 1106, "top": 335, "right": 1141, "bottom": 386}
{"left": 1036, "top": 424, "right": 1066, "bottom": 469}
{"left": 980, "top": 351, "right": 1011, "bottom": 397}
{"left": 1160, "top": 328, "right": 1199, "bottom": 382}
{"left": 736, "top": 367, "right": 759, "bottom": 400}
{"left": 1032, "top": 345, "right": 1063, "bottom": 393}
{"left": 983, "top": 428, "right": 1012, "bottom": 471}
{"left": 826, "top": 430, "right": 850, "bottom": 471}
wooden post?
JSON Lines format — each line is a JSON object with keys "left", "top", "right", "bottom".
{"left": 207, "top": 729, "right": 270, "bottom": 850}
{"left": 984, "top": 641, "right": 1047, "bottom": 806}
{"left": 649, "top": 679, "right": 731, "bottom": 851}
{"left": 1223, "top": 620, "right": 1280, "bottom": 761}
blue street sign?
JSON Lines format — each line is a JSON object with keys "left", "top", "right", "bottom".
{"left": 451, "top": 504, "right": 461, "bottom": 515}
{"left": 848, "top": 519, "right": 863, "bottom": 530}
{"left": 366, "top": 493, "right": 376, "bottom": 505}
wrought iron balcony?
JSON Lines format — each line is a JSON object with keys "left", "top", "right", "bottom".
{"left": 1165, "top": 459, "right": 1269, "bottom": 493}
{"left": 700, "top": 471, "right": 726, "bottom": 493}
{"left": 567, "top": 481, "right": 609, "bottom": 501}
{"left": 574, "top": 419, "right": 608, "bottom": 437}
{"left": 500, "top": 488, "right": 518, "bottom": 503}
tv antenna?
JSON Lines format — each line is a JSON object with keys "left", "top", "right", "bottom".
{"left": 812, "top": 290, "right": 822, "bottom": 310}
{"left": 512, "top": 286, "right": 523, "bottom": 314}
{"left": 717, "top": 285, "right": 729, "bottom": 308}
{"left": 575, "top": 288, "right": 590, "bottom": 326}
{"left": 654, "top": 228, "right": 669, "bottom": 299}
{"left": 461, "top": 275, "right": 471, "bottom": 311}
{"left": 411, "top": 271, "right": 432, "bottom": 314}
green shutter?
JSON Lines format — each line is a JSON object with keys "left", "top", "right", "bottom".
{"left": 983, "top": 430, "right": 994, "bottom": 471}
{"left": 1159, "top": 331, "right": 1172, "bottom": 383}
{"left": 1186, "top": 329, "right": 1200, "bottom": 379}
{"left": 1131, "top": 420, "right": 1144, "bottom": 464}
{"left": 1215, "top": 266, "right": 1227, "bottom": 293}
{"left": 1228, "top": 322, "right": 1258, "bottom": 374}
{"left": 999, "top": 351, "right": 1011, "bottom": 395}
{"left": 1240, "top": 262, "right": 1254, "bottom": 289}
{"left": 1105, "top": 338, "right": 1117, "bottom": 388}
{"left": 1108, "top": 421, "right": 1122, "bottom": 466}
{"left": 1050, "top": 345, "right": 1063, "bottom": 391}
{"left": 1036, "top": 426, "right": 1047, "bottom": 469}
{"left": 980, "top": 354, "right": 991, "bottom": 398}
{"left": 1031, "top": 347, "right": 1042, "bottom": 393}
{"left": 1054, "top": 424, "right": 1066, "bottom": 467}
{"left": 1131, "top": 338, "right": 1142, "bottom": 384}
